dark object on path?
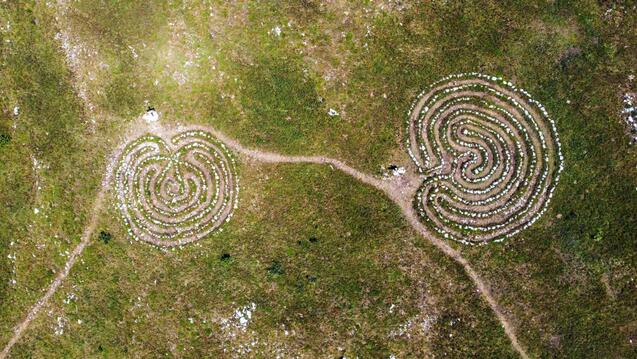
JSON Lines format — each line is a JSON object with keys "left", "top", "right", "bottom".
{"left": 387, "top": 164, "right": 398, "bottom": 171}
{"left": 99, "top": 231, "right": 112, "bottom": 244}
{"left": 220, "top": 252, "right": 231, "bottom": 261}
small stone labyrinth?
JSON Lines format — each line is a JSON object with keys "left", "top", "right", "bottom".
{"left": 407, "top": 73, "right": 563, "bottom": 245}
{"left": 115, "top": 129, "right": 239, "bottom": 247}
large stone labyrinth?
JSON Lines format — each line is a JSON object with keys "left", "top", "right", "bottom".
{"left": 407, "top": 73, "right": 563, "bottom": 245}
{"left": 115, "top": 129, "right": 238, "bottom": 247}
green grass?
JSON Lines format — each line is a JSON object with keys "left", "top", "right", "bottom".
{"left": 1, "top": 0, "right": 636, "bottom": 357}
{"left": 9, "top": 164, "right": 515, "bottom": 357}
{"left": 0, "top": 1, "right": 112, "bottom": 349}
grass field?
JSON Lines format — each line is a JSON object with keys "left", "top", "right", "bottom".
{"left": 1, "top": 1, "right": 636, "bottom": 357}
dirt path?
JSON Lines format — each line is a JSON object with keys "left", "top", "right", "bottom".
{"left": 0, "top": 191, "right": 107, "bottom": 359}
{"left": 0, "top": 121, "right": 154, "bottom": 359}
{"left": 0, "top": 144, "right": 119, "bottom": 359}
{"left": 209, "top": 126, "right": 530, "bottom": 358}
{"left": 1, "top": 121, "right": 529, "bottom": 358}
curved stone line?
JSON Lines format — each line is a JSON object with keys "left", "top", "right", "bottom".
{"left": 407, "top": 73, "right": 564, "bottom": 245}
{"left": 114, "top": 130, "right": 239, "bottom": 247}
{"left": 3, "top": 114, "right": 537, "bottom": 359}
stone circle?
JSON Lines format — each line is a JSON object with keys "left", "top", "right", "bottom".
{"left": 407, "top": 73, "right": 563, "bottom": 245}
{"left": 115, "top": 129, "right": 239, "bottom": 247}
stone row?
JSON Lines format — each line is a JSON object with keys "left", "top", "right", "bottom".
{"left": 406, "top": 73, "right": 564, "bottom": 245}
{"left": 115, "top": 130, "right": 239, "bottom": 247}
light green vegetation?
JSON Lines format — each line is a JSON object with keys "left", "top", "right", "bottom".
{"left": 1, "top": 0, "right": 636, "bottom": 357}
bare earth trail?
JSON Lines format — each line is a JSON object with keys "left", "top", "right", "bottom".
{"left": 1, "top": 120, "right": 529, "bottom": 358}
{"left": 209, "top": 125, "right": 530, "bottom": 358}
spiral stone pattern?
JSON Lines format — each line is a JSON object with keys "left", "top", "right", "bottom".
{"left": 115, "top": 129, "right": 238, "bottom": 247}
{"left": 407, "top": 73, "right": 563, "bottom": 245}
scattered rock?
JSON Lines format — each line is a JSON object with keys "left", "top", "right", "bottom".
{"left": 388, "top": 165, "right": 406, "bottom": 176}
{"left": 143, "top": 107, "right": 159, "bottom": 123}
{"left": 622, "top": 93, "right": 637, "bottom": 144}
{"left": 271, "top": 26, "right": 282, "bottom": 37}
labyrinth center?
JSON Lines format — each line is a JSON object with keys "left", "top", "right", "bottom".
{"left": 115, "top": 129, "right": 238, "bottom": 247}
{"left": 407, "top": 73, "right": 563, "bottom": 245}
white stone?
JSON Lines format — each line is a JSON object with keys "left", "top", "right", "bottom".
{"left": 392, "top": 167, "right": 406, "bottom": 176}
{"left": 142, "top": 109, "right": 159, "bottom": 123}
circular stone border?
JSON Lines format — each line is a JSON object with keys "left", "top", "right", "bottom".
{"left": 406, "top": 73, "right": 564, "bottom": 245}
{"left": 114, "top": 129, "right": 239, "bottom": 247}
